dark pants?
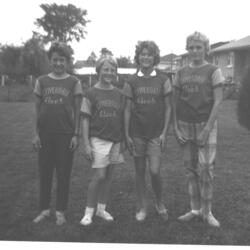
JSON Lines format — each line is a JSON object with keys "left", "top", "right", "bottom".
{"left": 38, "top": 132, "right": 74, "bottom": 212}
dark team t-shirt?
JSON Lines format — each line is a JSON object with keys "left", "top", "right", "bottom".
{"left": 174, "top": 63, "right": 224, "bottom": 123}
{"left": 81, "top": 86, "right": 125, "bottom": 143}
{"left": 34, "top": 74, "right": 83, "bottom": 134}
{"left": 123, "top": 70, "right": 172, "bottom": 139}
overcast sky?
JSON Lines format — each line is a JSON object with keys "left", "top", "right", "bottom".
{"left": 0, "top": 0, "right": 249, "bottom": 61}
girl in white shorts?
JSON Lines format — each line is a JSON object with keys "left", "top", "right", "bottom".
{"left": 80, "top": 55, "right": 125, "bottom": 226}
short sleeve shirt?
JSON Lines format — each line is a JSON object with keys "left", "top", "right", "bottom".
{"left": 34, "top": 73, "right": 83, "bottom": 134}
{"left": 123, "top": 70, "right": 172, "bottom": 139}
{"left": 81, "top": 86, "right": 125, "bottom": 143}
{"left": 174, "top": 63, "right": 224, "bottom": 122}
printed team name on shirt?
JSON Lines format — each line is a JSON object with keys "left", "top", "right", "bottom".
{"left": 43, "top": 86, "right": 70, "bottom": 105}
{"left": 135, "top": 86, "right": 161, "bottom": 105}
{"left": 97, "top": 99, "right": 121, "bottom": 118}
{"left": 181, "top": 74, "right": 208, "bottom": 97}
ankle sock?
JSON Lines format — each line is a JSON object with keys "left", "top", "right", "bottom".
{"left": 191, "top": 209, "right": 200, "bottom": 215}
{"left": 85, "top": 207, "right": 94, "bottom": 217}
{"left": 97, "top": 203, "right": 106, "bottom": 212}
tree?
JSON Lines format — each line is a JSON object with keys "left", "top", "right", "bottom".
{"left": 100, "top": 48, "right": 113, "bottom": 56}
{"left": 86, "top": 51, "right": 97, "bottom": 66}
{"left": 116, "top": 56, "right": 135, "bottom": 68}
{"left": 35, "top": 3, "right": 89, "bottom": 43}
{"left": 21, "top": 34, "right": 49, "bottom": 77}
{"left": 0, "top": 45, "right": 23, "bottom": 81}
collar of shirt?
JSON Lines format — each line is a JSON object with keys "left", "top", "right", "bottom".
{"left": 137, "top": 69, "right": 157, "bottom": 77}
{"left": 48, "top": 73, "right": 70, "bottom": 80}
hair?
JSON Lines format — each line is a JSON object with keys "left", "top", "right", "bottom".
{"left": 95, "top": 55, "right": 118, "bottom": 75}
{"left": 47, "top": 41, "right": 72, "bottom": 62}
{"left": 134, "top": 40, "right": 160, "bottom": 66}
{"left": 186, "top": 31, "right": 210, "bottom": 52}
{"left": 237, "top": 69, "right": 250, "bottom": 130}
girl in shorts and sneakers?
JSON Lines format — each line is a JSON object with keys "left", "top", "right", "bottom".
{"left": 80, "top": 55, "right": 124, "bottom": 226}
{"left": 124, "top": 41, "right": 172, "bottom": 222}
{"left": 173, "top": 32, "right": 224, "bottom": 227}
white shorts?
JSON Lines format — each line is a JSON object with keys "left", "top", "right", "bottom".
{"left": 90, "top": 137, "right": 124, "bottom": 168}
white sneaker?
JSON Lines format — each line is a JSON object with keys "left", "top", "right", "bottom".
{"left": 80, "top": 215, "right": 93, "bottom": 226}
{"left": 33, "top": 209, "right": 50, "bottom": 223}
{"left": 135, "top": 210, "right": 147, "bottom": 222}
{"left": 55, "top": 211, "right": 66, "bottom": 226}
{"left": 178, "top": 211, "right": 199, "bottom": 222}
{"left": 205, "top": 213, "right": 220, "bottom": 228}
{"left": 96, "top": 210, "right": 114, "bottom": 221}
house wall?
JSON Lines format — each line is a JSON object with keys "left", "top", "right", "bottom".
{"left": 233, "top": 49, "right": 250, "bottom": 83}
{"left": 211, "top": 52, "right": 233, "bottom": 81}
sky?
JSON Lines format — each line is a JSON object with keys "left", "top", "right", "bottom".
{"left": 0, "top": 0, "right": 249, "bottom": 61}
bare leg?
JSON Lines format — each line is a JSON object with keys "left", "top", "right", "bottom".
{"left": 148, "top": 155, "right": 163, "bottom": 207}
{"left": 98, "top": 164, "right": 114, "bottom": 205}
{"left": 134, "top": 157, "right": 147, "bottom": 211}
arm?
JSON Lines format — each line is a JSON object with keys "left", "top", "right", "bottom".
{"left": 204, "top": 86, "right": 223, "bottom": 131}
{"left": 197, "top": 86, "right": 223, "bottom": 146}
{"left": 32, "top": 96, "right": 42, "bottom": 151}
{"left": 124, "top": 98, "right": 135, "bottom": 154}
{"left": 172, "top": 86, "right": 188, "bottom": 144}
{"left": 69, "top": 95, "right": 82, "bottom": 151}
{"left": 159, "top": 95, "right": 172, "bottom": 150}
{"left": 82, "top": 115, "right": 92, "bottom": 161}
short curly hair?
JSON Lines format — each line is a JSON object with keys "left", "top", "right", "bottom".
{"left": 95, "top": 55, "right": 118, "bottom": 75}
{"left": 186, "top": 31, "right": 210, "bottom": 52}
{"left": 47, "top": 41, "right": 72, "bottom": 62}
{"left": 134, "top": 40, "right": 160, "bottom": 66}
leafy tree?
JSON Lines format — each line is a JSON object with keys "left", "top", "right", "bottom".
{"left": 21, "top": 33, "right": 49, "bottom": 77}
{"left": 116, "top": 56, "right": 135, "bottom": 68}
{"left": 0, "top": 45, "right": 23, "bottom": 81}
{"left": 86, "top": 51, "right": 97, "bottom": 66}
{"left": 35, "top": 3, "right": 89, "bottom": 43}
{"left": 100, "top": 48, "right": 113, "bottom": 56}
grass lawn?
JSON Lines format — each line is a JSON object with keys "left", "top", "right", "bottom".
{"left": 1, "top": 100, "right": 250, "bottom": 245}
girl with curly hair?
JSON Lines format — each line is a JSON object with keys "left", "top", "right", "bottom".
{"left": 124, "top": 41, "right": 172, "bottom": 221}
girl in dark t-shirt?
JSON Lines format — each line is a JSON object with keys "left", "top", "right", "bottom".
{"left": 32, "top": 42, "right": 83, "bottom": 225}
{"left": 79, "top": 55, "right": 125, "bottom": 226}
{"left": 124, "top": 41, "right": 172, "bottom": 222}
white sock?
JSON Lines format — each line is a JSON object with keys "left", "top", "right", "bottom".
{"left": 85, "top": 207, "right": 94, "bottom": 217}
{"left": 191, "top": 209, "right": 200, "bottom": 215}
{"left": 97, "top": 203, "right": 106, "bottom": 212}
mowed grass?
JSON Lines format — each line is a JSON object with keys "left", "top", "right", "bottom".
{"left": 1, "top": 100, "right": 250, "bottom": 244}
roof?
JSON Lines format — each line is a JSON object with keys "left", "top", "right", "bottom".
{"left": 161, "top": 53, "right": 177, "bottom": 61}
{"left": 74, "top": 60, "right": 89, "bottom": 68}
{"left": 210, "top": 36, "right": 250, "bottom": 53}
{"left": 75, "top": 67, "right": 137, "bottom": 75}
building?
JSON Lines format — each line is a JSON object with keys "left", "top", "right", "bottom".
{"left": 177, "top": 42, "right": 230, "bottom": 69}
{"left": 74, "top": 67, "right": 137, "bottom": 89}
{"left": 158, "top": 53, "right": 179, "bottom": 73}
{"left": 210, "top": 36, "right": 250, "bottom": 84}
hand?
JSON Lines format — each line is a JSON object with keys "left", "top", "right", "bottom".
{"left": 174, "top": 127, "right": 188, "bottom": 144}
{"left": 197, "top": 128, "right": 210, "bottom": 146}
{"left": 125, "top": 136, "right": 135, "bottom": 155}
{"left": 32, "top": 135, "right": 41, "bottom": 151}
{"left": 84, "top": 143, "right": 93, "bottom": 161}
{"left": 69, "top": 136, "right": 78, "bottom": 152}
{"left": 159, "top": 133, "right": 166, "bottom": 152}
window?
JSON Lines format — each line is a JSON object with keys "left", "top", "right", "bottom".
{"left": 227, "top": 52, "right": 234, "bottom": 67}
{"left": 214, "top": 56, "right": 219, "bottom": 65}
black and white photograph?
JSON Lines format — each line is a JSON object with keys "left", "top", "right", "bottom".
{"left": 1, "top": 0, "right": 250, "bottom": 248}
